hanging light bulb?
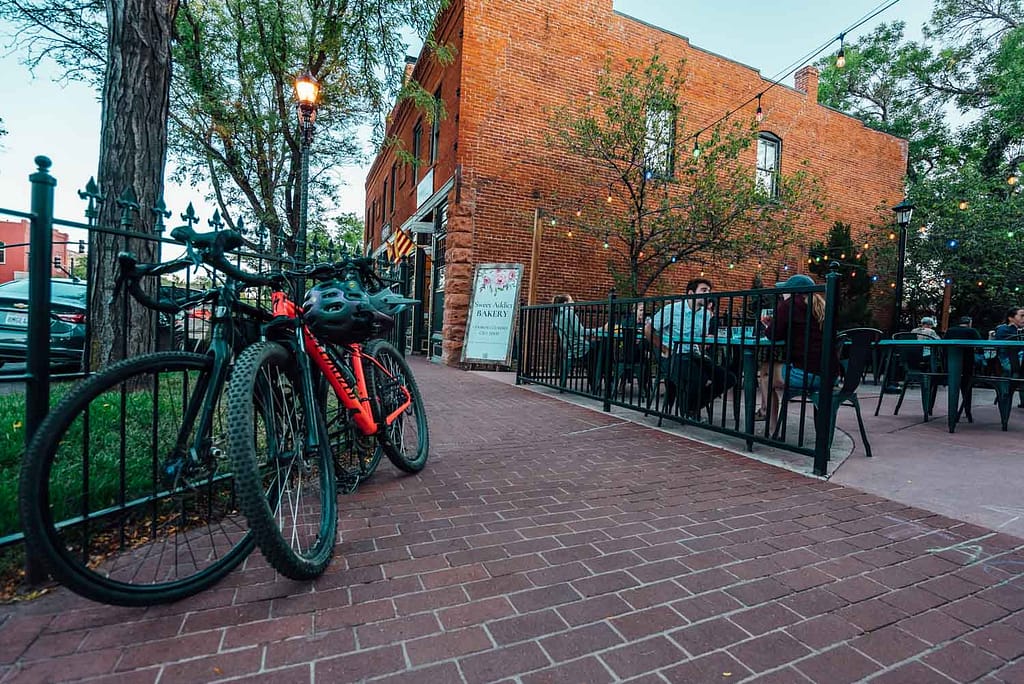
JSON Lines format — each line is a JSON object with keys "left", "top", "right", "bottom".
{"left": 782, "top": 264, "right": 790, "bottom": 271}
{"left": 958, "top": 199, "right": 969, "bottom": 211}
{"left": 863, "top": 242, "right": 870, "bottom": 249}
{"left": 603, "top": 238, "right": 610, "bottom": 249}
{"left": 550, "top": 217, "right": 557, "bottom": 227}
{"left": 606, "top": 191, "right": 613, "bottom": 204}
{"left": 1009, "top": 172, "right": 1019, "bottom": 186}
{"left": 728, "top": 263, "right": 735, "bottom": 269}
{"left": 836, "top": 34, "right": 846, "bottom": 68}
{"left": 755, "top": 94, "right": 764, "bottom": 123}
{"left": 807, "top": 258, "right": 813, "bottom": 264}
{"left": 840, "top": 253, "right": 846, "bottom": 259}
{"left": 692, "top": 136, "right": 701, "bottom": 159}
{"left": 978, "top": 280, "right": 984, "bottom": 287}
{"left": 566, "top": 230, "right": 573, "bottom": 238}
{"left": 700, "top": 270, "right": 705, "bottom": 277}
{"left": 575, "top": 206, "right": 582, "bottom": 217}
{"left": 888, "top": 232, "right": 896, "bottom": 240}
{"left": 670, "top": 255, "right": 677, "bottom": 263}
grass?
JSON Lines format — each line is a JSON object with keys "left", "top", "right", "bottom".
{"left": 0, "top": 373, "right": 213, "bottom": 541}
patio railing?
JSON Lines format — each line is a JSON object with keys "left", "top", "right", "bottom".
{"left": 515, "top": 270, "right": 842, "bottom": 476}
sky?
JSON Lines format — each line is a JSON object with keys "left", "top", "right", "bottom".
{"left": 0, "top": 0, "right": 935, "bottom": 238}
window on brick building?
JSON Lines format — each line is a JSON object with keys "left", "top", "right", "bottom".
{"left": 0, "top": 242, "right": 5, "bottom": 264}
{"left": 382, "top": 179, "right": 388, "bottom": 217}
{"left": 756, "top": 133, "right": 781, "bottom": 197}
{"left": 412, "top": 119, "right": 423, "bottom": 171}
{"left": 645, "top": 107, "right": 675, "bottom": 179}
{"left": 430, "top": 86, "right": 441, "bottom": 164}
{"left": 389, "top": 164, "right": 397, "bottom": 213}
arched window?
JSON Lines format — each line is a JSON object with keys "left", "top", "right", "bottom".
{"left": 756, "top": 132, "right": 782, "bottom": 197}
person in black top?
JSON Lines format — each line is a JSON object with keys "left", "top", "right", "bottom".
{"left": 761, "top": 274, "right": 839, "bottom": 433}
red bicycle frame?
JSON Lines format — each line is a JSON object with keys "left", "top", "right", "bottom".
{"left": 271, "top": 291, "right": 412, "bottom": 436}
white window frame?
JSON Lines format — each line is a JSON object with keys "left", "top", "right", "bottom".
{"left": 645, "top": 107, "right": 675, "bottom": 180}
{"left": 756, "top": 133, "right": 781, "bottom": 197}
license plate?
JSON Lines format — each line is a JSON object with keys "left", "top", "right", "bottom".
{"left": 4, "top": 312, "right": 28, "bottom": 327}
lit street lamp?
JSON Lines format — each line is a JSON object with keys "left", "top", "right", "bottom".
{"left": 294, "top": 71, "right": 320, "bottom": 265}
{"left": 891, "top": 197, "right": 914, "bottom": 331}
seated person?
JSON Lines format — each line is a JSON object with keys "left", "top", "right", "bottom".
{"left": 643, "top": 277, "right": 735, "bottom": 415}
{"left": 551, "top": 293, "right": 605, "bottom": 388}
{"left": 909, "top": 316, "right": 941, "bottom": 368}
{"left": 761, "top": 274, "right": 838, "bottom": 432}
{"left": 994, "top": 306, "right": 1024, "bottom": 374}
{"left": 944, "top": 315, "right": 984, "bottom": 370}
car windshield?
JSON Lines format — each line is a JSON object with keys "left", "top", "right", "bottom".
{"left": 0, "top": 279, "right": 86, "bottom": 303}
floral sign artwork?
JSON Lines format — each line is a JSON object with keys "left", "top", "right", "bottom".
{"left": 478, "top": 268, "right": 518, "bottom": 294}
{"left": 463, "top": 263, "right": 524, "bottom": 364}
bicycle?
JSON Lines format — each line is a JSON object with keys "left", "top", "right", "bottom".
{"left": 225, "top": 247, "right": 429, "bottom": 580}
{"left": 18, "top": 227, "right": 273, "bottom": 606}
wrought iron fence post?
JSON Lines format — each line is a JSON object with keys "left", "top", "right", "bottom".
{"left": 603, "top": 288, "right": 616, "bottom": 412}
{"left": 24, "top": 156, "right": 56, "bottom": 585}
{"left": 25, "top": 156, "right": 56, "bottom": 445}
{"left": 813, "top": 262, "right": 841, "bottom": 476}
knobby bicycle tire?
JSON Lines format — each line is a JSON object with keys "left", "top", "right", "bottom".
{"left": 18, "top": 351, "right": 254, "bottom": 606}
{"left": 226, "top": 341, "right": 337, "bottom": 579}
{"left": 365, "top": 340, "right": 429, "bottom": 473}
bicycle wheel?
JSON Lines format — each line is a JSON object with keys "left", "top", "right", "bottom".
{"left": 365, "top": 340, "right": 429, "bottom": 473}
{"left": 227, "top": 341, "right": 336, "bottom": 579}
{"left": 18, "top": 352, "right": 253, "bottom": 606}
{"left": 315, "top": 344, "right": 382, "bottom": 487}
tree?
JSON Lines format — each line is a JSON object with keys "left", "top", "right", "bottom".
{"left": 169, "top": 0, "right": 451, "bottom": 256}
{"left": 0, "top": 0, "right": 450, "bottom": 367}
{"left": 808, "top": 221, "right": 875, "bottom": 327}
{"left": 548, "top": 52, "right": 821, "bottom": 297}
{"left": 816, "top": 1, "right": 1024, "bottom": 325}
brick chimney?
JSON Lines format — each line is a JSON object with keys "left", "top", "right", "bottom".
{"left": 795, "top": 65, "right": 819, "bottom": 103}
{"left": 403, "top": 55, "right": 417, "bottom": 86}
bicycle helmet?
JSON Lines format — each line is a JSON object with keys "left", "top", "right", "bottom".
{"left": 304, "top": 278, "right": 393, "bottom": 344}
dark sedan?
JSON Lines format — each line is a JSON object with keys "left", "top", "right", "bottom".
{"left": 0, "top": 278, "right": 87, "bottom": 369}
{"left": 0, "top": 279, "right": 188, "bottom": 371}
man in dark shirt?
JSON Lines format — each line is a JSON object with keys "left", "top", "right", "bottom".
{"left": 943, "top": 315, "right": 983, "bottom": 419}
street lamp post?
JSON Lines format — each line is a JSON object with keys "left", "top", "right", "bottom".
{"left": 294, "top": 72, "right": 320, "bottom": 266}
{"left": 891, "top": 198, "right": 914, "bottom": 332}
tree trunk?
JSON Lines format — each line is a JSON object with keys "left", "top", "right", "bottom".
{"left": 89, "top": 0, "right": 177, "bottom": 370}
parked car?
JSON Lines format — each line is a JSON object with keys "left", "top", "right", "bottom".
{"left": 0, "top": 278, "right": 87, "bottom": 370}
{"left": 0, "top": 278, "right": 192, "bottom": 371}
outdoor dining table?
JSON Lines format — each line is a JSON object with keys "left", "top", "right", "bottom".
{"left": 876, "top": 338, "right": 1024, "bottom": 433}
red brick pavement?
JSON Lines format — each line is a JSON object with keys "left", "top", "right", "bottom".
{"left": 3, "top": 358, "right": 1024, "bottom": 683}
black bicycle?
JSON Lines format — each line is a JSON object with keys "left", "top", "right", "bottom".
{"left": 18, "top": 227, "right": 272, "bottom": 606}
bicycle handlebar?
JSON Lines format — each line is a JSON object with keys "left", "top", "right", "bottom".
{"left": 118, "top": 224, "right": 400, "bottom": 314}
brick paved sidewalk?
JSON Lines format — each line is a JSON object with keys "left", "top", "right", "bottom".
{"left": 3, "top": 358, "right": 1024, "bottom": 683}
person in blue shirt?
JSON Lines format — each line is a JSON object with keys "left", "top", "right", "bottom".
{"left": 644, "top": 277, "right": 735, "bottom": 415}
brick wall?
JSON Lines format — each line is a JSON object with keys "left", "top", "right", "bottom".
{"left": 367, "top": 0, "right": 908, "bottom": 365}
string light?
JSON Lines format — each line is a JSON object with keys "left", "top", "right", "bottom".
{"left": 835, "top": 34, "right": 846, "bottom": 68}
{"left": 1009, "top": 172, "right": 1019, "bottom": 186}
{"left": 566, "top": 230, "right": 573, "bottom": 238}
{"left": 755, "top": 94, "right": 764, "bottom": 123}
{"left": 958, "top": 199, "right": 969, "bottom": 211}
{"left": 978, "top": 280, "right": 984, "bottom": 287}
{"left": 575, "top": 207, "right": 582, "bottom": 217}
{"left": 692, "top": 136, "right": 701, "bottom": 159}
{"left": 863, "top": 242, "right": 869, "bottom": 249}
{"left": 888, "top": 231, "right": 896, "bottom": 240}
{"left": 947, "top": 238, "right": 959, "bottom": 249}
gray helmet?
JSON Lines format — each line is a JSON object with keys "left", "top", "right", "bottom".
{"left": 303, "top": 279, "right": 418, "bottom": 344}
{"left": 304, "top": 279, "right": 387, "bottom": 343}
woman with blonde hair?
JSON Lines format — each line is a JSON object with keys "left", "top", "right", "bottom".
{"left": 761, "top": 274, "right": 836, "bottom": 431}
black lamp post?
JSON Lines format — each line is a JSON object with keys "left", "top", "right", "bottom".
{"left": 891, "top": 198, "right": 914, "bottom": 331}
{"left": 294, "top": 71, "right": 320, "bottom": 265}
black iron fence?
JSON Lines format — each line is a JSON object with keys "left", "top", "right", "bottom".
{"left": 0, "top": 157, "right": 411, "bottom": 553}
{"left": 516, "top": 272, "right": 844, "bottom": 475}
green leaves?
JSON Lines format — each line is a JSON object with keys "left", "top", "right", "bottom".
{"left": 547, "top": 51, "right": 820, "bottom": 296}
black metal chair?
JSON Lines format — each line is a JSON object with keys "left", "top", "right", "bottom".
{"left": 966, "top": 333, "right": 1024, "bottom": 431}
{"left": 773, "top": 328, "right": 878, "bottom": 458}
{"left": 886, "top": 332, "right": 947, "bottom": 422}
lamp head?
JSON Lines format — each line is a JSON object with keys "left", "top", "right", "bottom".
{"left": 891, "top": 198, "right": 914, "bottom": 228}
{"left": 294, "top": 72, "right": 320, "bottom": 109}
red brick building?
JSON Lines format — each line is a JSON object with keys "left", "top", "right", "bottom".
{"left": 0, "top": 220, "right": 74, "bottom": 283}
{"left": 364, "top": 0, "right": 908, "bottom": 365}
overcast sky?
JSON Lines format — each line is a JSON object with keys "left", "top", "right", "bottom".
{"left": 0, "top": 0, "right": 934, "bottom": 233}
